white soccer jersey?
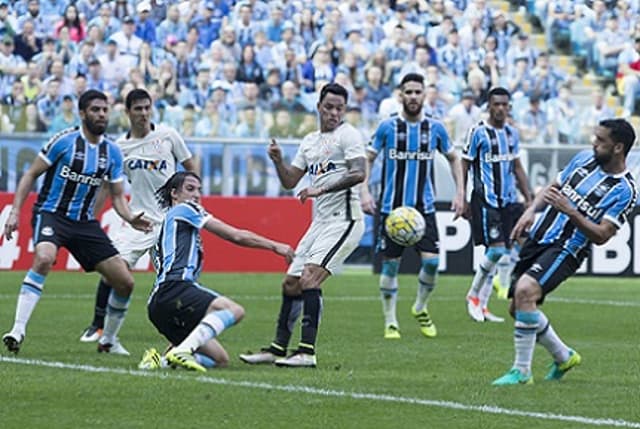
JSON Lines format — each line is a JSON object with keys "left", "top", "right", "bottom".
{"left": 118, "top": 123, "right": 192, "bottom": 223}
{"left": 292, "top": 122, "right": 366, "bottom": 221}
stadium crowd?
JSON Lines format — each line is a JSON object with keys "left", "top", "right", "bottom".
{"left": 0, "top": 0, "right": 637, "bottom": 144}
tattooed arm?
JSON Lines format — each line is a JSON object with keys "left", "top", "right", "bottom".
{"left": 297, "top": 156, "right": 367, "bottom": 203}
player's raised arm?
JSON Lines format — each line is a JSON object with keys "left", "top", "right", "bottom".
{"left": 4, "top": 156, "right": 49, "bottom": 240}
{"left": 268, "top": 138, "right": 305, "bottom": 189}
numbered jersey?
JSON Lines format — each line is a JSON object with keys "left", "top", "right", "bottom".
{"left": 291, "top": 122, "right": 366, "bottom": 221}
{"left": 118, "top": 123, "right": 192, "bottom": 223}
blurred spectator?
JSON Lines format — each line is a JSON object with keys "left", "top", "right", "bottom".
{"left": 112, "top": 0, "right": 133, "bottom": 22}
{"left": 111, "top": 15, "right": 143, "bottom": 67}
{"left": 594, "top": 14, "right": 626, "bottom": 78}
{"left": 184, "top": 26, "right": 202, "bottom": 62}
{"left": 618, "top": 38, "right": 640, "bottom": 118}
{"left": 55, "top": 4, "right": 85, "bottom": 43}
{"left": 210, "top": 79, "right": 237, "bottom": 125}
{"left": 423, "top": 84, "right": 448, "bottom": 119}
{"left": 156, "top": 4, "right": 187, "bottom": 48}
{"left": 18, "top": 1, "right": 47, "bottom": 38}
{"left": 269, "top": 108, "right": 295, "bottom": 137}
{"left": 271, "top": 21, "right": 305, "bottom": 69}
{"left": 134, "top": 1, "right": 156, "bottom": 45}
{"left": 87, "top": 3, "right": 121, "bottom": 42}
{"left": 13, "top": 19, "right": 42, "bottom": 62}
{"left": 263, "top": 3, "right": 285, "bottom": 43}
{"left": 577, "top": 87, "right": 614, "bottom": 141}
{"left": 398, "top": 46, "right": 433, "bottom": 83}
{"left": 337, "top": 51, "right": 365, "bottom": 88}
{"left": 180, "top": 103, "right": 197, "bottom": 137}
{"left": 505, "top": 33, "right": 537, "bottom": 76}
{"left": 446, "top": 89, "right": 482, "bottom": 145}
{"left": 438, "top": 29, "right": 467, "bottom": 80}
{"left": 236, "top": 44, "right": 264, "bottom": 84}
{"left": 378, "top": 86, "right": 402, "bottom": 118}
{"left": 48, "top": 94, "right": 78, "bottom": 133}
{"left": 189, "top": 64, "right": 212, "bottom": 108}
{"left": 136, "top": 41, "right": 157, "bottom": 83}
{"left": 507, "top": 57, "right": 533, "bottom": 98}
{"left": 547, "top": 0, "right": 575, "bottom": 52}
{"left": 363, "top": 65, "right": 391, "bottom": 113}
{"left": 97, "top": 39, "right": 129, "bottom": 94}
{"left": 236, "top": 105, "right": 267, "bottom": 138}
{"left": 235, "top": 0, "right": 269, "bottom": 24}
{"left": 427, "top": 14, "right": 455, "bottom": 49}
{"left": 459, "top": 13, "right": 488, "bottom": 52}
{"left": 20, "top": 60, "right": 41, "bottom": 100}
{"left": 259, "top": 67, "right": 282, "bottom": 107}
{"left": 341, "top": 25, "right": 372, "bottom": 67}
{"left": 0, "top": 1, "right": 17, "bottom": 39}
{"left": 156, "top": 59, "right": 180, "bottom": 105}
{"left": 86, "top": 24, "right": 106, "bottom": 57}
{"left": 300, "top": 44, "right": 335, "bottom": 93}
{"left": 195, "top": 97, "right": 232, "bottom": 137}
{"left": 252, "top": 29, "right": 273, "bottom": 70}
{"left": 297, "top": 7, "right": 319, "bottom": 52}
{"left": 382, "top": 2, "right": 423, "bottom": 37}
{"left": 190, "top": 1, "right": 228, "bottom": 50}
{"left": 55, "top": 25, "right": 77, "bottom": 64}
{"left": 68, "top": 40, "right": 96, "bottom": 77}
{"left": 24, "top": 102, "right": 45, "bottom": 131}
{"left": 530, "top": 51, "right": 566, "bottom": 100}
{"left": 3, "top": 79, "right": 27, "bottom": 107}
{"left": 517, "top": 94, "right": 548, "bottom": 144}
{"left": 272, "top": 79, "right": 306, "bottom": 113}
{"left": 221, "top": 61, "right": 243, "bottom": 102}
{"left": 463, "top": 0, "right": 493, "bottom": 33}
{"left": 43, "top": 59, "right": 73, "bottom": 95}
{"left": 234, "top": 2, "right": 256, "bottom": 48}
{"left": 210, "top": 24, "right": 241, "bottom": 62}
{"left": 547, "top": 83, "right": 578, "bottom": 144}
{"left": 36, "top": 77, "right": 61, "bottom": 129}
{"left": 75, "top": 0, "right": 101, "bottom": 23}
{"left": 86, "top": 58, "right": 107, "bottom": 91}
{"left": 488, "top": 10, "right": 520, "bottom": 61}
{"left": 173, "top": 40, "right": 196, "bottom": 89}
{"left": 0, "top": 35, "right": 27, "bottom": 94}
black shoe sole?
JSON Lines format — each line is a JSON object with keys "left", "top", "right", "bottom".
{"left": 3, "top": 336, "right": 21, "bottom": 354}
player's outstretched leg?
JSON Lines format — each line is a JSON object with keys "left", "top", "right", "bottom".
{"left": 467, "top": 246, "right": 507, "bottom": 322}
{"left": 4, "top": 269, "right": 48, "bottom": 354}
{"left": 379, "top": 259, "right": 400, "bottom": 339}
{"left": 536, "top": 311, "right": 581, "bottom": 380}
{"left": 412, "top": 256, "right": 438, "bottom": 337}
{"left": 80, "top": 278, "right": 110, "bottom": 342}
{"left": 240, "top": 276, "right": 303, "bottom": 364}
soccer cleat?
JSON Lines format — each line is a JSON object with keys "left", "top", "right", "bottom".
{"left": 466, "top": 296, "right": 484, "bottom": 322}
{"left": 492, "top": 368, "right": 534, "bottom": 386}
{"left": 545, "top": 349, "right": 582, "bottom": 381}
{"left": 384, "top": 325, "right": 401, "bottom": 339}
{"left": 239, "top": 347, "right": 285, "bottom": 365}
{"left": 483, "top": 308, "right": 505, "bottom": 323}
{"left": 492, "top": 276, "right": 509, "bottom": 300}
{"left": 138, "top": 348, "right": 162, "bottom": 370}
{"left": 274, "top": 352, "right": 317, "bottom": 368}
{"left": 411, "top": 305, "right": 437, "bottom": 338}
{"left": 79, "top": 325, "right": 103, "bottom": 343}
{"left": 97, "top": 339, "right": 130, "bottom": 356}
{"left": 166, "top": 349, "right": 207, "bottom": 372}
{"left": 2, "top": 332, "right": 24, "bottom": 354}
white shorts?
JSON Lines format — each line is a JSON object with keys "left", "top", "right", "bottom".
{"left": 287, "top": 219, "right": 364, "bottom": 276}
{"left": 112, "top": 222, "right": 162, "bottom": 267}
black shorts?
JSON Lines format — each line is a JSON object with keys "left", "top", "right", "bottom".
{"left": 32, "top": 211, "right": 119, "bottom": 272}
{"left": 509, "top": 240, "right": 581, "bottom": 304}
{"left": 471, "top": 193, "right": 524, "bottom": 247}
{"left": 147, "top": 280, "right": 220, "bottom": 345}
{"left": 377, "top": 212, "right": 439, "bottom": 258}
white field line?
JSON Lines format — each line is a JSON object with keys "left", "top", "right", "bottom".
{"left": 0, "top": 356, "right": 639, "bottom": 428}
{"left": 0, "top": 294, "right": 638, "bottom": 307}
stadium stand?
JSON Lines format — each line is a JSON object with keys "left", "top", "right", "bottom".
{"left": 0, "top": 0, "right": 638, "bottom": 141}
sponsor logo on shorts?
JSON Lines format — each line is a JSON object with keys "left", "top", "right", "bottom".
{"left": 489, "top": 226, "right": 500, "bottom": 239}
{"left": 530, "top": 263, "right": 543, "bottom": 273}
{"left": 41, "top": 226, "right": 54, "bottom": 236}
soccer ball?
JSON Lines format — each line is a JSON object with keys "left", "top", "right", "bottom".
{"left": 384, "top": 206, "right": 426, "bottom": 247}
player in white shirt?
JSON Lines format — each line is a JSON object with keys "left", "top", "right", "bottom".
{"left": 239, "top": 83, "right": 367, "bottom": 368}
{"left": 80, "top": 89, "right": 198, "bottom": 354}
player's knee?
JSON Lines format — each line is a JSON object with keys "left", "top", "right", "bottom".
{"left": 230, "top": 302, "right": 245, "bottom": 323}
{"left": 215, "top": 351, "right": 229, "bottom": 368}
{"left": 381, "top": 258, "right": 400, "bottom": 277}
{"left": 111, "top": 274, "right": 134, "bottom": 296}
{"left": 33, "top": 252, "right": 55, "bottom": 272}
{"left": 281, "top": 276, "right": 301, "bottom": 296}
{"left": 420, "top": 257, "right": 439, "bottom": 275}
{"left": 486, "top": 246, "right": 508, "bottom": 263}
{"left": 513, "top": 280, "right": 539, "bottom": 308}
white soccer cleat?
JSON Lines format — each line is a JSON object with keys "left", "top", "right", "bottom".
{"left": 274, "top": 352, "right": 317, "bottom": 368}
{"left": 97, "top": 339, "right": 130, "bottom": 356}
{"left": 79, "top": 325, "right": 103, "bottom": 343}
{"left": 239, "top": 349, "right": 282, "bottom": 365}
{"left": 483, "top": 308, "right": 505, "bottom": 323}
{"left": 466, "top": 296, "right": 484, "bottom": 322}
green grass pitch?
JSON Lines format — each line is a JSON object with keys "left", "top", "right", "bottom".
{"left": 1, "top": 271, "right": 639, "bottom": 429}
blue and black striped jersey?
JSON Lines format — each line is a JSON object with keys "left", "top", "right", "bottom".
{"left": 368, "top": 114, "right": 454, "bottom": 215}
{"left": 34, "top": 128, "right": 124, "bottom": 221}
{"left": 530, "top": 150, "right": 638, "bottom": 259}
{"left": 155, "top": 201, "right": 212, "bottom": 285}
{"left": 462, "top": 121, "right": 521, "bottom": 208}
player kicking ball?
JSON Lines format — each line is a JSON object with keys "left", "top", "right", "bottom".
{"left": 145, "top": 172, "right": 294, "bottom": 372}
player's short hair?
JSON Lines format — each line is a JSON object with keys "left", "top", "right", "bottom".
{"left": 399, "top": 73, "right": 424, "bottom": 88}
{"left": 155, "top": 171, "right": 202, "bottom": 209}
{"left": 600, "top": 118, "right": 636, "bottom": 156}
{"left": 319, "top": 82, "right": 348, "bottom": 104}
{"left": 488, "top": 86, "right": 511, "bottom": 101}
{"left": 78, "top": 89, "right": 107, "bottom": 112}
{"left": 125, "top": 88, "right": 152, "bottom": 110}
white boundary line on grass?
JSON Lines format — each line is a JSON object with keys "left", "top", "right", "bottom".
{"left": 0, "top": 294, "right": 639, "bottom": 308}
{"left": 1, "top": 356, "right": 639, "bottom": 428}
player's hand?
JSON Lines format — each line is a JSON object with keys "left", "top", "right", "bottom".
{"left": 297, "top": 186, "right": 323, "bottom": 203}
{"left": 451, "top": 194, "right": 465, "bottom": 220}
{"left": 129, "top": 212, "right": 153, "bottom": 233}
{"left": 3, "top": 209, "right": 19, "bottom": 241}
{"left": 360, "top": 188, "right": 376, "bottom": 215}
{"left": 510, "top": 208, "right": 535, "bottom": 241}
{"left": 543, "top": 186, "right": 572, "bottom": 214}
{"left": 459, "top": 200, "right": 471, "bottom": 220}
{"left": 274, "top": 243, "right": 295, "bottom": 264}
{"left": 267, "top": 138, "right": 283, "bottom": 164}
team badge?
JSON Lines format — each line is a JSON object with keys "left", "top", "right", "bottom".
{"left": 98, "top": 157, "right": 107, "bottom": 169}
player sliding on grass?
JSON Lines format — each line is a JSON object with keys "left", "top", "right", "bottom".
{"left": 143, "top": 172, "right": 294, "bottom": 372}
{"left": 493, "top": 118, "right": 638, "bottom": 385}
